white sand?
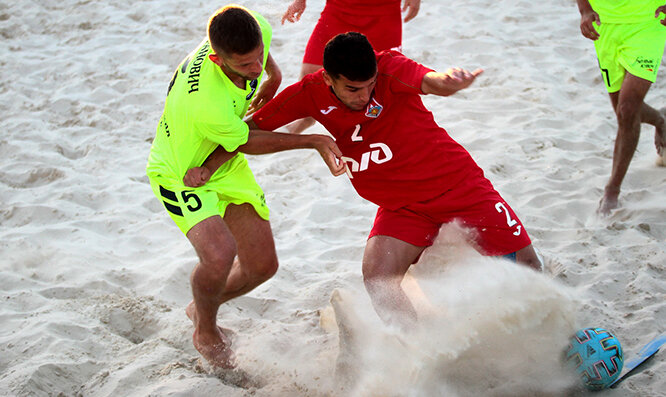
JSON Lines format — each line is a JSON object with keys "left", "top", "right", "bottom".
{"left": 1, "top": 0, "right": 664, "bottom": 396}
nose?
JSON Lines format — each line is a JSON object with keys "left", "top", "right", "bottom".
{"left": 358, "top": 87, "right": 371, "bottom": 104}
{"left": 251, "top": 59, "right": 263, "bottom": 75}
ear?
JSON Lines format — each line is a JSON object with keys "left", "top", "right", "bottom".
{"left": 322, "top": 70, "right": 334, "bottom": 87}
{"left": 208, "top": 53, "right": 223, "bottom": 67}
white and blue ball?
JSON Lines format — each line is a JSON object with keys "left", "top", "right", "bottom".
{"left": 565, "top": 327, "right": 623, "bottom": 391}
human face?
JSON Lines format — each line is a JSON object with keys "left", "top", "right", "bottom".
{"left": 323, "top": 71, "right": 378, "bottom": 111}
{"left": 209, "top": 42, "right": 264, "bottom": 83}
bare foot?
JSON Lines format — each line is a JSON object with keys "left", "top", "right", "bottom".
{"left": 597, "top": 188, "right": 619, "bottom": 216}
{"left": 186, "top": 301, "right": 236, "bottom": 368}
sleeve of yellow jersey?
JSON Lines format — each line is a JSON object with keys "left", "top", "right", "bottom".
{"left": 197, "top": 93, "right": 250, "bottom": 153}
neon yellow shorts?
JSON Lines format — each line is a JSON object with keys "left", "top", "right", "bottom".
{"left": 594, "top": 19, "right": 666, "bottom": 92}
{"left": 149, "top": 159, "right": 269, "bottom": 235}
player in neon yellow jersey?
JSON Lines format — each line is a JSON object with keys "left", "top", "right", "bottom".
{"left": 577, "top": 0, "right": 666, "bottom": 215}
{"left": 146, "top": 5, "right": 345, "bottom": 368}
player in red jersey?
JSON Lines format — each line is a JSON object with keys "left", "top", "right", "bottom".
{"left": 186, "top": 33, "right": 542, "bottom": 329}
{"left": 281, "top": 0, "right": 421, "bottom": 133}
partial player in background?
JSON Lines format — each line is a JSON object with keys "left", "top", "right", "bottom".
{"left": 576, "top": 0, "right": 666, "bottom": 215}
{"left": 146, "top": 5, "right": 344, "bottom": 369}
{"left": 187, "top": 33, "right": 542, "bottom": 330}
{"left": 281, "top": 0, "right": 421, "bottom": 133}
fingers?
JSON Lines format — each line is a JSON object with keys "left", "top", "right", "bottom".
{"left": 579, "top": 12, "right": 600, "bottom": 40}
{"left": 446, "top": 67, "right": 481, "bottom": 82}
{"left": 183, "top": 168, "right": 209, "bottom": 187}
{"left": 403, "top": 6, "right": 418, "bottom": 22}
{"left": 402, "top": 0, "right": 420, "bottom": 22}
{"left": 580, "top": 22, "right": 600, "bottom": 40}
{"left": 656, "top": 5, "right": 666, "bottom": 17}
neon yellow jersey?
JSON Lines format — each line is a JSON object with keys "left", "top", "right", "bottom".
{"left": 146, "top": 10, "right": 272, "bottom": 185}
{"left": 590, "top": 0, "right": 663, "bottom": 23}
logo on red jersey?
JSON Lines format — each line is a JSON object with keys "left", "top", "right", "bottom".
{"left": 320, "top": 105, "right": 337, "bottom": 114}
{"left": 341, "top": 142, "right": 393, "bottom": 179}
{"left": 365, "top": 97, "right": 383, "bottom": 118}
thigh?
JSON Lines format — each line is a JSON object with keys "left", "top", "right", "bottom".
{"left": 594, "top": 23, "right": 625, "bottom": 93}
{"left": 368, "top": 205, "right": 440, "bottom": 247}
{"left": 223, "top": 203, "right": 277, "bottom": 269}
{"left": 303, "top": 5, "right": 346, "bottom": 65}
{"left": 186, "top": 215, "right": 237, "bottom": 270}
{"left": 457, "top": 196, "right": 532, "bottom": 256}
{"left": 358, "top": 12, "right": 402, "bottom": 52}
{"left": 150, "top": 178, "right": 226, "bottom": 235}
{"left": 618, "top": 20, "right": 666, "bottom": 85}
{"left": 415, "top": 181, "right": 532, "bottom": 256}
{"left": 363, "top": 235, "right": 425, "bottom": 279}
{"left": 618, "top": 72, "right": 653, "bottom": 108}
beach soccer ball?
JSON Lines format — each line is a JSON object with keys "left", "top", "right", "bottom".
{"left": 564, "top": 327, "right": 623, "bottom": 391}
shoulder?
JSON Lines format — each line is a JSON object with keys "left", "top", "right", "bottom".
{"left": 376, "top": 50, "right": 420, "bottom": 70}
{"left": 376, "top": 50, "right": 432, "bottom": 91}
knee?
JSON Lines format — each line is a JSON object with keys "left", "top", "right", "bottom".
{"left": 362, "top": 261, "right": 396, "bottom": 293}
{"left": 249, "top": 256, "right": 279, "bottom": 283}
{"left": 195, "top": 246, "right": 236, "bottom": 283}
{"left": 615, "top": 100, "right": 641, "bottom": 128}
{"left": 362, "top": 261, "right": 381, "bottom": 285}
{"left": 259, "top": 257, "right": 279, "bottom": 280}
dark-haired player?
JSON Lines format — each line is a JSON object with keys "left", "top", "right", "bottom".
{"left": 188, "top": 32, "right": 541, "bottom": 329}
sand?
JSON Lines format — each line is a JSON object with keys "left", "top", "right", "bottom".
{"left": 1, "top": 0, "right": 664, "bottom": 396}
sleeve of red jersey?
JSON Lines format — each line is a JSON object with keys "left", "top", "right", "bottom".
{"left": 251, "top": 81, "right": 309, "bottom": 131}
{"left": 377, "top": 51, "right": 434, "bottom": 95}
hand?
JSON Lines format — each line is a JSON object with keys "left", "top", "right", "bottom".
{"left": 247, "top": 76, "right": 280, "bottom": 115}
{"left": 311, "top": 135, "right": 346, "bottom": 176}
{"left": 282, "top": 0, "right": 306, "bottom": 24}
{"left": 580, "top": 10, "right": 600, "bottom": 40}
{"left": 657, "top": 5, "right": 666, "bottom": 26}
{"left": 183, "top": 167, "right": 211, "bottom": 187}
{"left": 402, "top": 0, "right": 421, "bottom": 23}
{"left": 247, "top": 53, "right": 281, "bottom": 115}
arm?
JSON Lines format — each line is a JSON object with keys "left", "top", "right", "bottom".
{"left": 420, "top": 68, "right": 484, "bottom": 97}
{"left": 183, "top": 148, "right": 238, "bottom": 187}
{"left": 576, "top": 0, "right": 600, "bottom": 40}
{"left": 402, "top": 0, "right": 421, "bottom": 23}
{"left": 242, "top": 120, "right": 344, "bottom": 177}
{"left": 247, "top": 52, "right": 282, "bottom": 115}
{"left": 183, "top": 124, "right": 346, "bottom": 187}
{"left": 282, "top": 0, "right": 307, "bottom": 24}
{"left": 657, "top": 3, "right": 666, "bottom": 25}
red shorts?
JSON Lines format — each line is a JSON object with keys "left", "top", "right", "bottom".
{"left": 303, "top": 3, "right": 402, "bottom": 65}
{"left": 368, "top": 178, "right": 532, "bottom": 256}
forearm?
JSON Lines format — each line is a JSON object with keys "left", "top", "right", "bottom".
{"left": 421, "top": 69, "right": 483, "bottom": 97}
{"left": 200, "top": 131, "right": 320, "bottom": 174}
{"left": 201, "top": 146, "right": 238, "bottom": 175}
{"left": 265, "top": 53, "right": 282, "bottom": 85}
{"left": 576, "top": 0, "right": 594, "bottom": 15}
{"left": 239, "top": 129, "right": 320, "bottom": 154}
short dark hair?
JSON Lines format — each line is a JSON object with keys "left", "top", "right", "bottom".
{"left": 208, "top": 5, "right": 261, "bottom": 56}
{"left": 323, "top": 32, "right": 377, "bottom": 81}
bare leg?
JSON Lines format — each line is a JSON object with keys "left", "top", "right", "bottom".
{"left": 598, "top": 74, "right": 653, "bottom": 215}
{"left": 286, "top": 63, "right": 323, "bottom": 134}
{"left": 362, "top": 235, "right": 425, "bottom": 329}
{"left": 514, "top": 244, "right": 542, "bottom": 271}
{"left": 186, "top": 204, "right": 278, "bottom": 368}
{"left": 646, "top": 106, "right": 666, "bottom": 158}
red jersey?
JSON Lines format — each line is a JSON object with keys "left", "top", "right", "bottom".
{"left": 253, "top": 51, "right": 488, "bottom": 211}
